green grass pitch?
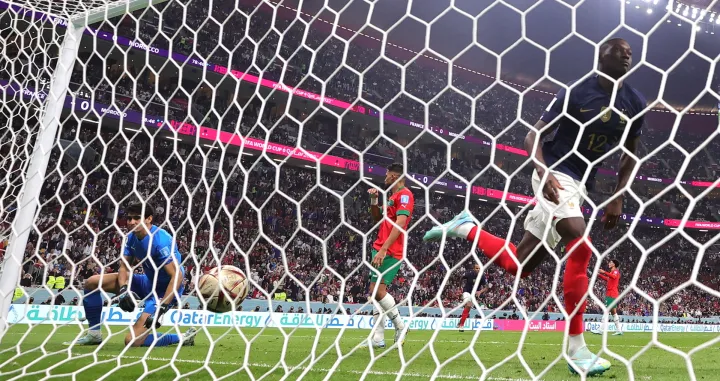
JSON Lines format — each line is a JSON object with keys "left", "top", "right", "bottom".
{"left": 0, "top": 324, "right": 718, "bottom": 380}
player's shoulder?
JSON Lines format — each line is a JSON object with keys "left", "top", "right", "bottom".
{"left": 621, "top": 82, "right": 647, "bottom": 108}
{"left": 151, "top": 226, "right": 173, "bottom": 245}
{"left": 395, "top": 187, "right": 414, "bottom": 200}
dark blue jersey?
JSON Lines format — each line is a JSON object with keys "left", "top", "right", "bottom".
{"left": 540, "top": 75, "right": 647, "bottom": 190}
{"left": 463, "top": 270, "right": 487, "bottom": 293}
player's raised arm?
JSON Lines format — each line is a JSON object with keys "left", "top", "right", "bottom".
{"left": 368, "top": 188, "right": 383, "bottom": 223}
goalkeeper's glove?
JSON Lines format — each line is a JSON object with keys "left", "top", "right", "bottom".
{"left": 116, "top": 285, "right": 139, "bottom": 312}
{"left": 144, "top": 303, "right": 170, "bottom": 329}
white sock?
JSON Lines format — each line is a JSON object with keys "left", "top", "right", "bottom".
{"left": 613, "top": 314, "right": 621, "bottom": 332}
{"left": 378, "top": 293, "right": 405, "bottom": 331}
{"left": 372, "top": 308, "right": 386, "bottom": 342}
{"left": 568, "top": 334, "right": 586, "bottom": 356}
{"left": 457, "top": 223, "right": 475, "bottom": 239}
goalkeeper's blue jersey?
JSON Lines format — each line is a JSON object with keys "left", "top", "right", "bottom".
{"left": 123, "top": 225, "right": 184, "bottom": 286}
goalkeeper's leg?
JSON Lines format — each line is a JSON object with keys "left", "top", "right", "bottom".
{"left": 63, "top": 273, "right": 123, "bottom": 346}
{"left": 125, "top": 311, "right": 194, "bottom": 348}
{"left": 123, "top": 281, "right": 193, "bottom": 348}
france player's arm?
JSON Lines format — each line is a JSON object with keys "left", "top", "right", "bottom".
{"left": 477, "top": 277, "right": 490, "bottom": 295}
{"left": 613, "top": 130, "right": 640, "bottom": 196}
{"left": 525, "top": 87, "right": 566, "bottom": 175}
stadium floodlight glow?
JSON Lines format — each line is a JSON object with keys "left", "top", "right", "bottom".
{"left": 717, "top": 17, "right": 720, "bottom": 24}
{"left": 683, "top": 6, "right": 690, "bottom": 16}
{"left": 695, "top": 25, "right": 701, "bottom": 32}
{"left": 647, "top": 8, "right": 653, "bottom": 14}
{"left": 635, "top": 4, "right": 641, "bottom": 9}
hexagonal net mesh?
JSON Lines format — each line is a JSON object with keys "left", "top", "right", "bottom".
{"left": 6, "top": 0, "right": 110, "bottom": 19}
{"left": 2, "top": 0, "right": 720, "bottom": 380}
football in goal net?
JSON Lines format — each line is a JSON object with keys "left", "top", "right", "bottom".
{"left": 1, "top": 0, "right": 720, "bottom": 379}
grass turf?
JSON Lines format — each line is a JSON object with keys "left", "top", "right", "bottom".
{"left": 0, "top": 324, "right": 718, "bottom": 380}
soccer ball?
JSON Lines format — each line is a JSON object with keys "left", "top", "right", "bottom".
{"left": 197, "top": 265, "right": 249, "bottom": 313}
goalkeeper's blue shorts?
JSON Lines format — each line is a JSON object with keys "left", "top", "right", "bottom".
{"left": 130, "top": 274, "right": 184, "bottom": 315}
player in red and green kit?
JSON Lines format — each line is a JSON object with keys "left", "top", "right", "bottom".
{"left": 363, "top": 163, "right": 414, "bottom": 349}
{"left": 593, "top": 259, "right": 623, "bottom": 336}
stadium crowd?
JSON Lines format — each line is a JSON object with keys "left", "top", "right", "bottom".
{"left": 0, "top": 0, "right": 719, "bottom": 322}
{"left": 7, "top": 123, "right": 719, "bottom": 321}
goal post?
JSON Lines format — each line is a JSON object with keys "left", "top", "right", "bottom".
{"left": 0, "top": 0, "right": 164, "bottom": 340}
{"left": 0, "top": 21, "right": 83, "bottom": 341}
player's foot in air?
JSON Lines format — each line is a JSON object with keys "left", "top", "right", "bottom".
{"left": 457, "top": 323, "right": 465, "bottom": 333}
{"left": 590, "top": 329, "right": 602, "bottom": 335}
{"left": 181, "top": 327, "right": 198, "bottom": 346}
{"left": 612, "top": 331, "right": 623, "bottom": 336}
{"left": 423, "top": 211, "right": 474, "bottom": 241}
{"left": 567, "top": 346, "right": 611, "bottom": 376}
{"left": 63, "top": 331, "right": 102, "bottom": 346}
{"left": 359, "top": 338, "right": 386, "bottom": 349}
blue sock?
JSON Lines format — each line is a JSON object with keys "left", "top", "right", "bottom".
{"left": 83, "top": 288, "right": 103, "bottom": 332}
{"left": 142, "top": 333, "right": 180, "bottom": 347}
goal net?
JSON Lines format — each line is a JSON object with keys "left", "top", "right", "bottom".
{"left": 1, "top": 0, "right": 720, "bottom": 379}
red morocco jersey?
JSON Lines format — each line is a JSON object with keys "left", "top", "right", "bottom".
{"left": 373, "top": 187, "right": 414, "bottom": 259}
{"left": 600, "top": 269, "right": 620, "bottom": 298}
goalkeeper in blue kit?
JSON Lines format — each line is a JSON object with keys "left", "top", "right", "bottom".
{"left": 64, "top": 203, "right": 196, "bottom": 347}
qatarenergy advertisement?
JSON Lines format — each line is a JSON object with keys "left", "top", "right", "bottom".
{"left": 7, "top": 305, "right": 717, "bottom": 333}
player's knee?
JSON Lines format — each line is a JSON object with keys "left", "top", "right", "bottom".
{"left": 374, "top": 288, "right": 387, "bottom": 300}
{"left": 83, "top": 276, "right": 100, "bottom": 291}
{"left": 557, "top": 218, "right": 586, "bottom": 242}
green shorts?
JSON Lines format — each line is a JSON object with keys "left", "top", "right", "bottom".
{"left": 369, "top": 249, "right": 402, "bottom": 285}
{"left": 605, "top": 296, "right": 618, "bottom": 308}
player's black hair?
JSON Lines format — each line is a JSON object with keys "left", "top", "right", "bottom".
{"left": 610, "top": 259, "right": 620, "bottom": 268}
{"left": 387, "top": 163, "right": 404, "bottom": 174}
{"left": 126, "top": 202, "right": 154, "bottom": 218}
{"left": 599, "top": 37, "right": 626, "bottom": 56}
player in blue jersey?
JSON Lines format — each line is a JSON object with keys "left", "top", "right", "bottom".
{"left": 64, "top": 203, "right": 196, "bottom": 347}
{"left": 424, "top": 38, "right": 645, "bottom": 376}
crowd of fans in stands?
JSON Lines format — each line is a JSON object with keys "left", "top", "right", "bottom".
{"left": 0, "top": 0, "right": 719, "bottom": 321}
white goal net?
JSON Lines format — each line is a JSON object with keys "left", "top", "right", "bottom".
{"left": 1, "top": 0, "right": 720, "bottom": 380}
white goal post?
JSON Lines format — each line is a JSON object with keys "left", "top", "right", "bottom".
{"left": 0, "top": 0, "right": 166, "bottom": 340}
